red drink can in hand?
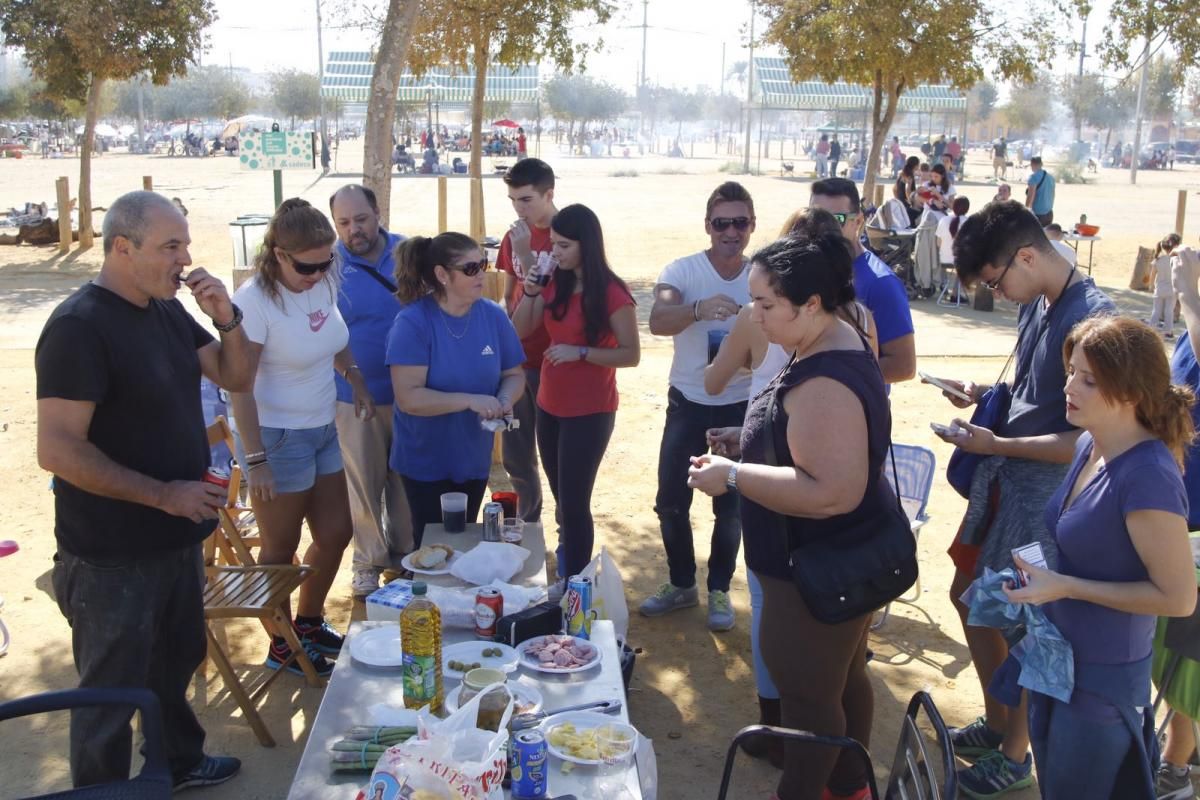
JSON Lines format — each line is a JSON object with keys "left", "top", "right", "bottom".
{"left": 202, "top": 467, "right": 231, "bottom": 490}
{"left": 474, "top": 587, "right": 504, "bottom": 639}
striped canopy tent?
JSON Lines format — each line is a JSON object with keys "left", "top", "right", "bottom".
{"left": 322, "top": 51, "right": 539, "bottom": 108}
{"left": 752, "top": 57, "right": 966, "bottom": 113}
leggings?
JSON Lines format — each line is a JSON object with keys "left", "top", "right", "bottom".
{"left": 400, "top": 475, "right": 488, "bottom": 548}
{"left": 535, "top": 408, "right": 615, "bottom": 579}
{"left": 758, "top": 572, "right": 874, "bottom": 799}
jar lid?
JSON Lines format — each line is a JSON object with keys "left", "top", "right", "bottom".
{"left": 463, "top": 667, "right": 506, "bottom": 690}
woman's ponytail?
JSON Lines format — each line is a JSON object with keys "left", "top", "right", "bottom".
{"left": 394, "top": 236, "right": 434, "bottom": 303}
{"left": 1151, "top": 385, "right": 1198, "bottom": 470}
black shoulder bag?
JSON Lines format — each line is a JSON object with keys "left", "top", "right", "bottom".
{"left": 353, "top": 263, "right": 399, "bottom": 295}
{"left": 762, "top": 383, "right": 918, "bottom": 624}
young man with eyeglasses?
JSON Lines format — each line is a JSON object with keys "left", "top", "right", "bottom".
{"left": 497, "top": 158, "right": 558, "bottom": 526}
{"left": 810, "top": 178, "right": 916, "bottom": 385}
{"left": 640, "top": 181, "right": 755, "bottom": 631}
{"left": 929, "top": 200, "right": 1113, "bottom": 798}
{"left": 329, "top": 184, "right": 414, "bottom": 598}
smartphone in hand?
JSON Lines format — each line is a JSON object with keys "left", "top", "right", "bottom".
{"left": 919, "top": 371, "right": 972, "bottom": 402}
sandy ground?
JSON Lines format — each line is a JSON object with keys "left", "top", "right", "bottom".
{"left": 1, "top": 140, "right": 1198, "bottom": 799}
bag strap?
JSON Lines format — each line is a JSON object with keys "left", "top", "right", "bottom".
{"left": 349, "top": 260, "right": 399, "bottom": 295}
{"left": 996, "top": 342, "right": 1017, "bottom": 385}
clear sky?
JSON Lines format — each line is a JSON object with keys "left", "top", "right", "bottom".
{"left": 204, "top": 0, "right": 1122, "bottom": 92}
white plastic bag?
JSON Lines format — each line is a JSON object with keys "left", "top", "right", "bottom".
{"left": 450, "top": 542, "right": 530, "bottom": 585}
{"left": 426, "top": 581, "right": 546, "bottom": 629}
{"left": 364, "top": 681, "right": 513, "bottom": 800}
{"left": 579, "top": 547, "right": 629, "bottom": 643}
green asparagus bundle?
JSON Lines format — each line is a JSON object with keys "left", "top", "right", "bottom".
{"left": 329, "top": 726, "right": 417, "bottom": 772}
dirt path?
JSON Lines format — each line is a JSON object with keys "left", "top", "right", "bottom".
{"left": 0, "top": 142, "right": 1194, "bottom": 798}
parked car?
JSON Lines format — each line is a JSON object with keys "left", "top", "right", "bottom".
{"left": 1175, "top": 140, "right": 1199, "bottom": 164}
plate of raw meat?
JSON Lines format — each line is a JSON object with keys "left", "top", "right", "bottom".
{"left": 516, "top": 634, "right": 602, "bottom": 674}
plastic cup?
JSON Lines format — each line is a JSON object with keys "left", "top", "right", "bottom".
{"left": 440, "top": 492, "right": 468, "bottom": 533}
{"left": 501, "top": 517, "right": 524, "bottom": 544}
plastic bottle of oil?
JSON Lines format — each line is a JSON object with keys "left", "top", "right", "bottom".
{"left": 400, "top": 581, "right": 443, "bottom": 712}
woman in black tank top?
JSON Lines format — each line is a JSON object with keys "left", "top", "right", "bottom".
{"left": 689, "top": 231, "right": 889, "bottom": 800}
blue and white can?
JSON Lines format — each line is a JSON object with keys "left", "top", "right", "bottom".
{"left": 510, "top": 729, "right": 549, "bottom": 799}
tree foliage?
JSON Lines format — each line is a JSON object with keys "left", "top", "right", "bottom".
{"left": 1060, "top": 73, "right": 1136, "bottom": 137}
{"left": 968, "top": 80, "right": 998, "bottom": 123}
{"left": 756, "top": 0, "right": 1057, "bottom": 200}
{"left": 0, "top": 0, "right": 216, "bottom": 246}
{"left": 112, "top": 67, "right": 253, "bottom": 122}
{"left": 1094, "top": 0, "right": 1200, "bottom": 73}
{"left": 1001, "top": 73, "right": 1054, "bottom": 136}
{"left": 544, "top": 73, "right": 626, "bottom": 135}
{"left": 269, "top": 69, "right": 322, "bottom": 130}
{"left": 405, "top": 0, "right": 614, "bottom": 198}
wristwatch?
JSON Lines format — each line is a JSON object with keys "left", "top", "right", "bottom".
{"left": 214, "top": 304, "right": 243, "bottom": 333}
{"left": 578, "top": 346, "right": 589, "bottom": 361}
{"left": 726, "top": 462, "right": 739, "bottom": 493}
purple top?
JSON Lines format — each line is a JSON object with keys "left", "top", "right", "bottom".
{"left": 1044, "top": 432, "right": 1188, "bottom": 665}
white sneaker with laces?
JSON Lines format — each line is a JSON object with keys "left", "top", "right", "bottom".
{"left": 351, "top": 566, "right": 381, "bottom": 598}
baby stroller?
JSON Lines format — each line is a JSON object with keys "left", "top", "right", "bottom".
{"left": 865, "top": 200, "right": 918, "bottom": 297}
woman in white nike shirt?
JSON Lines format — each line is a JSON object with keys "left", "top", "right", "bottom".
{"left": 230, "top": 198, "right": 372, "bottom": 677}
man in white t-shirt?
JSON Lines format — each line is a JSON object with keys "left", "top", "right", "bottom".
{"left": 640, "top": 181, "right": 754, "bottom": 632}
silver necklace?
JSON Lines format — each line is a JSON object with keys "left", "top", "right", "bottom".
{"left": 439, "top": 300, "right": 474, "bottom": 339}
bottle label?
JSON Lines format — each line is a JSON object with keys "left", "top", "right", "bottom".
{"left": 402, "top": 653, "right": 437, "bottom": 702}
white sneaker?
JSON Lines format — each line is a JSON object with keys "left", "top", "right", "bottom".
{"left": 351, "top": 566, "right": 381, "bottom": 598}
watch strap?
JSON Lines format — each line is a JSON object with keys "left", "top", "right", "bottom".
{"left": 214, "top": 304, "right": 243, "bottom": 333}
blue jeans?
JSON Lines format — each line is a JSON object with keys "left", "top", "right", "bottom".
{"left": 654, "top": 386, "right": 746, "bottom": 592}
{"left": 52, "top": 545, "right": 208, "bottom": 787}
{"left": 748, "top": 571, "right": 779, "bottom": 699}
{"left": 1029, "top": 695, "right": 1141, "bottom": 799}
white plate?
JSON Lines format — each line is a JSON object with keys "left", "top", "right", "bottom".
{"left": 516, "top": 635, "right": 603, "bottom": 674}
{"left": 444, "top": 681, "right": 544, "bottom": 716}
{"left": 348, "top": 625, "right": 403, "bottom": 668}
{"left": 400, "top": 548, "right": 461, "bottom": 576}
{"left": 540, "top": 711, "right": 639, "bottom": 766}
{"left": 442, "top": 641, "right": 520, "bottom": 680}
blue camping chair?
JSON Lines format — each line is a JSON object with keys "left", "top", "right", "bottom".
{"left": 874, "top": 445, "right": 936, "bottom": 630}
{"left": 0, "top": 688, "right": 172, "bottom": 799}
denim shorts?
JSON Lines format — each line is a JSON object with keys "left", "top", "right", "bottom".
{"left": 238, "top": 423, "right": 343, "bottom": 494}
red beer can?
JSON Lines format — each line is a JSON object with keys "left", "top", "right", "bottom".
{"left": 474, "top": 587, "right": 504, "bottom": 639}
{"left": 202, "top": 467, "right": 231, "bottom": 491}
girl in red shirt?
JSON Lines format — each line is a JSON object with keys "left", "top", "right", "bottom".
{"left": 512, "top": 204, "right": 639, "bottom": 588}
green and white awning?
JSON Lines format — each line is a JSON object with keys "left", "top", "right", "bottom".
{"left": 322, "top": 51, "right": 539, "bottom": 105}
{"left": 752, "top": 57, "right": 966, "bottom": 112}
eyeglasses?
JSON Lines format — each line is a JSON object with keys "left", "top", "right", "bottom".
{"left": 828, "top": 212, "right": 850, "bottom": 225}
{"left": 449, "top": 257, "right": 490, "bottom": 277}
{"left": 709, "top": 217, "right": 753, "bottom": 232}
{"left": 983, "top": 243, "right": 1031, "bottom": 291}
{"left": 288, "top": 254, "right": 334, "bottom": 275}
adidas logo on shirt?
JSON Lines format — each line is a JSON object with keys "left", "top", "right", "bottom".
{"left": 481, "top": 345, "right": 494, "bottom": 356}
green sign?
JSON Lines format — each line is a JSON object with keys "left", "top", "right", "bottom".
{"left": 238, "top": 131, "right": 314, "bottom": 171}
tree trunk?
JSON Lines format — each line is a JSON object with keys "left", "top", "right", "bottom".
{"left": 862, "top": 71, "right": 903, "bottom": 208}
{"left": 78, "top": 75, "right": 105, "bottom": 249}
{"left": 363, "top": 0, "right": 421, "bottom": 226}
{"left": 469, "top": 34, "right": 490, "bottom": 181}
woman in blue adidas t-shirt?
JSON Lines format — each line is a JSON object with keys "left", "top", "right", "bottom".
{"left": 387, "top": 233, "right": 525, "bottom": 546}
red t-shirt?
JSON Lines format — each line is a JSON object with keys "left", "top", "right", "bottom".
{"left": 498, "top": 225, "right": 552, "bottom": 368}
{"left": 537, "top": 277, "right": 634, "bottom": 418}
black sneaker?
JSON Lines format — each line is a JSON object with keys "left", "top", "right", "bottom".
{"left": 175, "top": 754, "right": 241, "bottom": 791}
{"left": 294, "top": 618, "right": 344, "bottom": 655}
{"left": 265, "top": 640, "right": 335, "bottom": 677}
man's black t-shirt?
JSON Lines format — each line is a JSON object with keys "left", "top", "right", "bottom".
{"left": 993, "top": 141, "right": 1007, "bottom": 158}
{"left": 36, "top": 283, "right": 217, "bottom": 563}
{"left": 830, "top": 140, "right": 841, "bottom": 159}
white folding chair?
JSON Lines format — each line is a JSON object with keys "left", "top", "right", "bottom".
{"left": 874, "top": 444, "right": 936, "bottom": 630}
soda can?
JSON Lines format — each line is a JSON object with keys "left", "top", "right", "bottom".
{"left": 510, "top": 729, "right": 549, "bottom": 799}
{"left": 202, "top": 466, "right": 231, "bottom": 491}
{"left": 562, "top": 574, "right": 594, "bottom": 640}
{"left": 482, "top": 501, "right": 503, "bottom": 542}
{"left": 474, "top": 587, "right": 504, "bottom": 639}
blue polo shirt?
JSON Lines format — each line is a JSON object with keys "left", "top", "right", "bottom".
{"left": 1028, "top": 169, "right": 1056, "bottom": 216}
{"left": 853, "top": 250, "right": 913, "bottom": 346}
{"left": 385, "top": 296, "right": 525, "bottom": 482}
{"left": 1171, "top": 331, "right": 1200, "bottom": 529}
{"left": 1002, "top": 278, "right": 1114, "bottom": 438}
{"left": 334, "top": 229, "right": 405, "bottom": 405}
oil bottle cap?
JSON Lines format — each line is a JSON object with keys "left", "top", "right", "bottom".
{"left": 412, "top": 581, "right": 427, "bottom": 595}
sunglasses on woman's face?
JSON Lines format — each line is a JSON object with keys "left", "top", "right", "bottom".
{"left": 709, "top": 216, "right": 753, "bottom": 233}
{"left": 449, "top": 257, "right": 489, "bottom": 277}
{"left": 288, "top": 254, "right": 334, "bottom": 275}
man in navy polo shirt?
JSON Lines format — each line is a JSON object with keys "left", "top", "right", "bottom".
{"left": 810, "top": 178, "right": 916, "bottom": 384}
{"left": 329, "top": 185, "right": 412, "bottom": 597}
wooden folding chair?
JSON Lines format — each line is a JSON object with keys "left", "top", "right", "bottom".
{"left": 203, "top": 564, "right": 324, "bottom": 747}
{"left": 204, "top": 416, "right": 262, "bottom": 566}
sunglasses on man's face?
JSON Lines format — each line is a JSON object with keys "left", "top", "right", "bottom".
{"left": 449, "top": 257, "right": 490, "bottom": 277}
{"left": 289, "top": 254, "right": 334, "bottom": 275}
{"left": 709, "top": 216, "right": 753, "bottom": 233}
